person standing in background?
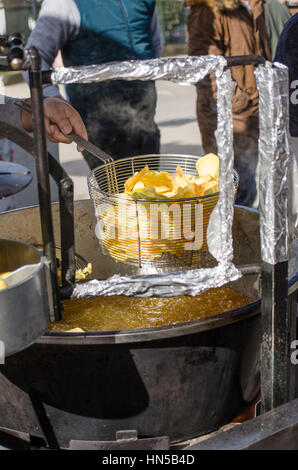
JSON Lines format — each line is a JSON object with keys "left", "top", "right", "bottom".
{"left": 25, "top": 0, "right": 162, "bottom": 169}
{"left": 186, "top": 0, "right": 289, "bottom": 207}
{"left": 263, "top": 0, "right": 291, "bottom": 57}
{"left": 274, "top": 13, "right": 298, "bottom": 239}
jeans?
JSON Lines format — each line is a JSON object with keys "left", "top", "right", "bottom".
{"left": 233, "top": 132, "right": 259, "bottom": 208}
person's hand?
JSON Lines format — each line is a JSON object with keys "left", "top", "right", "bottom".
{"left": 43, "top": 96, "right": 87, "bottom": 151}
{"left": 21, "top": 96, "right": 88, "bottom": 151}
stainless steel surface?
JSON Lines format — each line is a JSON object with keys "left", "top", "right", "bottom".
{"left": 0, "top": 239, "right": 50, "bottom": 356}
{"left": 0, "top": 161, "right": 32, "bottom": 198}
{"left": 2, "top": 264, "right": 41, "bottom": 285}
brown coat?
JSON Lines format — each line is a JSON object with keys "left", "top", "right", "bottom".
{"left": 186, "top": 0, "right": 272, "bottom": 153}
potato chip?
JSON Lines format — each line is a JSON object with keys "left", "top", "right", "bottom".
{"left": 75, "top": 263, "right": 93, "bottom": 281}
{"left": 131, "top": 186, "right": 160, "bottom": 200}
{"left": 169, "top": 166, "right": 197, "bottom": 198}
{"left": 124, "top": 165, "right": 149, "bottom": 193}
{"left": 193, "top": 176, "right": 212, "bottom": 196}
{"left": 123, "top": 157, "right": 220, "bottom": 202}
{"left": 199, "top": 180, "right": 219, "bottom": 196}
{"left": 126, "top": 167, "right": 174, "bottom": 200}
{"left": 176, "top": 164, "right": 184, "bottom": 177}
{"left": 141, "top": 170, "right": 172, "bottom": 187}
{"left": 196, "top": 153, "right": 219, "bottom": 179}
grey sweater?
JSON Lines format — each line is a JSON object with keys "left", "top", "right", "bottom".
{"left": 0, "top": 96, "right": 23, "bottom": 130}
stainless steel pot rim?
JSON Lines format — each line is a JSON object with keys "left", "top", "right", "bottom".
{"left": 0, "top": 238, "right": 44, "bottom": 292}
{"left": 34, "top": 244, "right": 88, "bottom": 270}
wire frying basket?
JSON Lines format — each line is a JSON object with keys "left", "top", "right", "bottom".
{"left": 88, "top": 154, "right": 238, "bottom": 269}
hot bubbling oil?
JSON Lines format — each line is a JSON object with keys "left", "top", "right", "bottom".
{"left": 47, "top": 286, "right": 253, "bottom": 333}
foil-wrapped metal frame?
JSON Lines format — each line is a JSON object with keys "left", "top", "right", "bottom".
{"left": 49, "top": 56, "right": 290, "bottom": 298}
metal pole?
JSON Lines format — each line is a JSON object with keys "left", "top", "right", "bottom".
{"left": 28, "top": 46, "right": 62, "bottom": 321}
{"left": 261, "top": 261, "right": 292, "bottom": 411}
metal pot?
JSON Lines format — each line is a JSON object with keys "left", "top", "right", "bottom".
{"left": 0, "top": 239, "right": 49, "bottom": 357}
{"left": 0, "top": 201, "right": 296, "bottom": 448}
{"left": 0, "top": 310, "right": 260, "bottom": 448}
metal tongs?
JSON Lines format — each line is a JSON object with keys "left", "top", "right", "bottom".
{"left": 14, "top": 99, "right": 113, "bottom": 164}
{"left": 15, "top": 99, "right": 119, "bottom": 195}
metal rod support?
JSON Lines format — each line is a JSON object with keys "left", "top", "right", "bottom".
{"left": 225, "top": 55, "right": 266, "bottom": 68}
{"left": 59, "top": 178, "right": 76, "bottom": 286}
{"left": 28, "top": 47, "right": 62, "bottom": 321}
{"left": 261, "top": 261, "right": 294, "bottom": 412}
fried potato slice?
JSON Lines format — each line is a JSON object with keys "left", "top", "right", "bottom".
{"left": 199, "top": 180, "right": 219, "bottom": 196}
{"left": 124, "top": 165, "right": 150, "bottom": 193}
{"left": 75, "top": 263, "right": 93, "bottom": 281}
{"left": 196, "top": 153, "right": 219, "bottom": 179}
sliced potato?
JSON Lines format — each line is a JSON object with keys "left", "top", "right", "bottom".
{"left": 196, "top": 153, "right": 219, "bottom": 179}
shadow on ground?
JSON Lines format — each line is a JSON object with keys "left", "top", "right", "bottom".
{"left": 158, "top": 117, "right": 196, "bottom": 127}
{"left": 160, "top": 142, "right": 203, "bottom": 156}
{"left": 61, "top": 144, "right": 204, "bottom": 176}
{"left": 61, "top": 159, "right": 89, "bottom": 176}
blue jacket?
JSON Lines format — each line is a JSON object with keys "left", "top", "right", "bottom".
{"left": 274, "top": 13, "right": 298, "bottom": 137}
{"left": 62, "top": 0, "right": 157, "bottom": 67}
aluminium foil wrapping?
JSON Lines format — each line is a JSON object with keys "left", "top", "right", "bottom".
{"left": 255, "top": 62, "right": 290, "bottom": 265}
{"left": 71, "top": 263, "right": 241, "bottom": 299}
{"left": 51, "top": 56, "right": 227, "bottom": 86}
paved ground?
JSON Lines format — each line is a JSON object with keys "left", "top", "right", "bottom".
{"left": 2, "top": 73, "right": 203, "bottom": 203}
